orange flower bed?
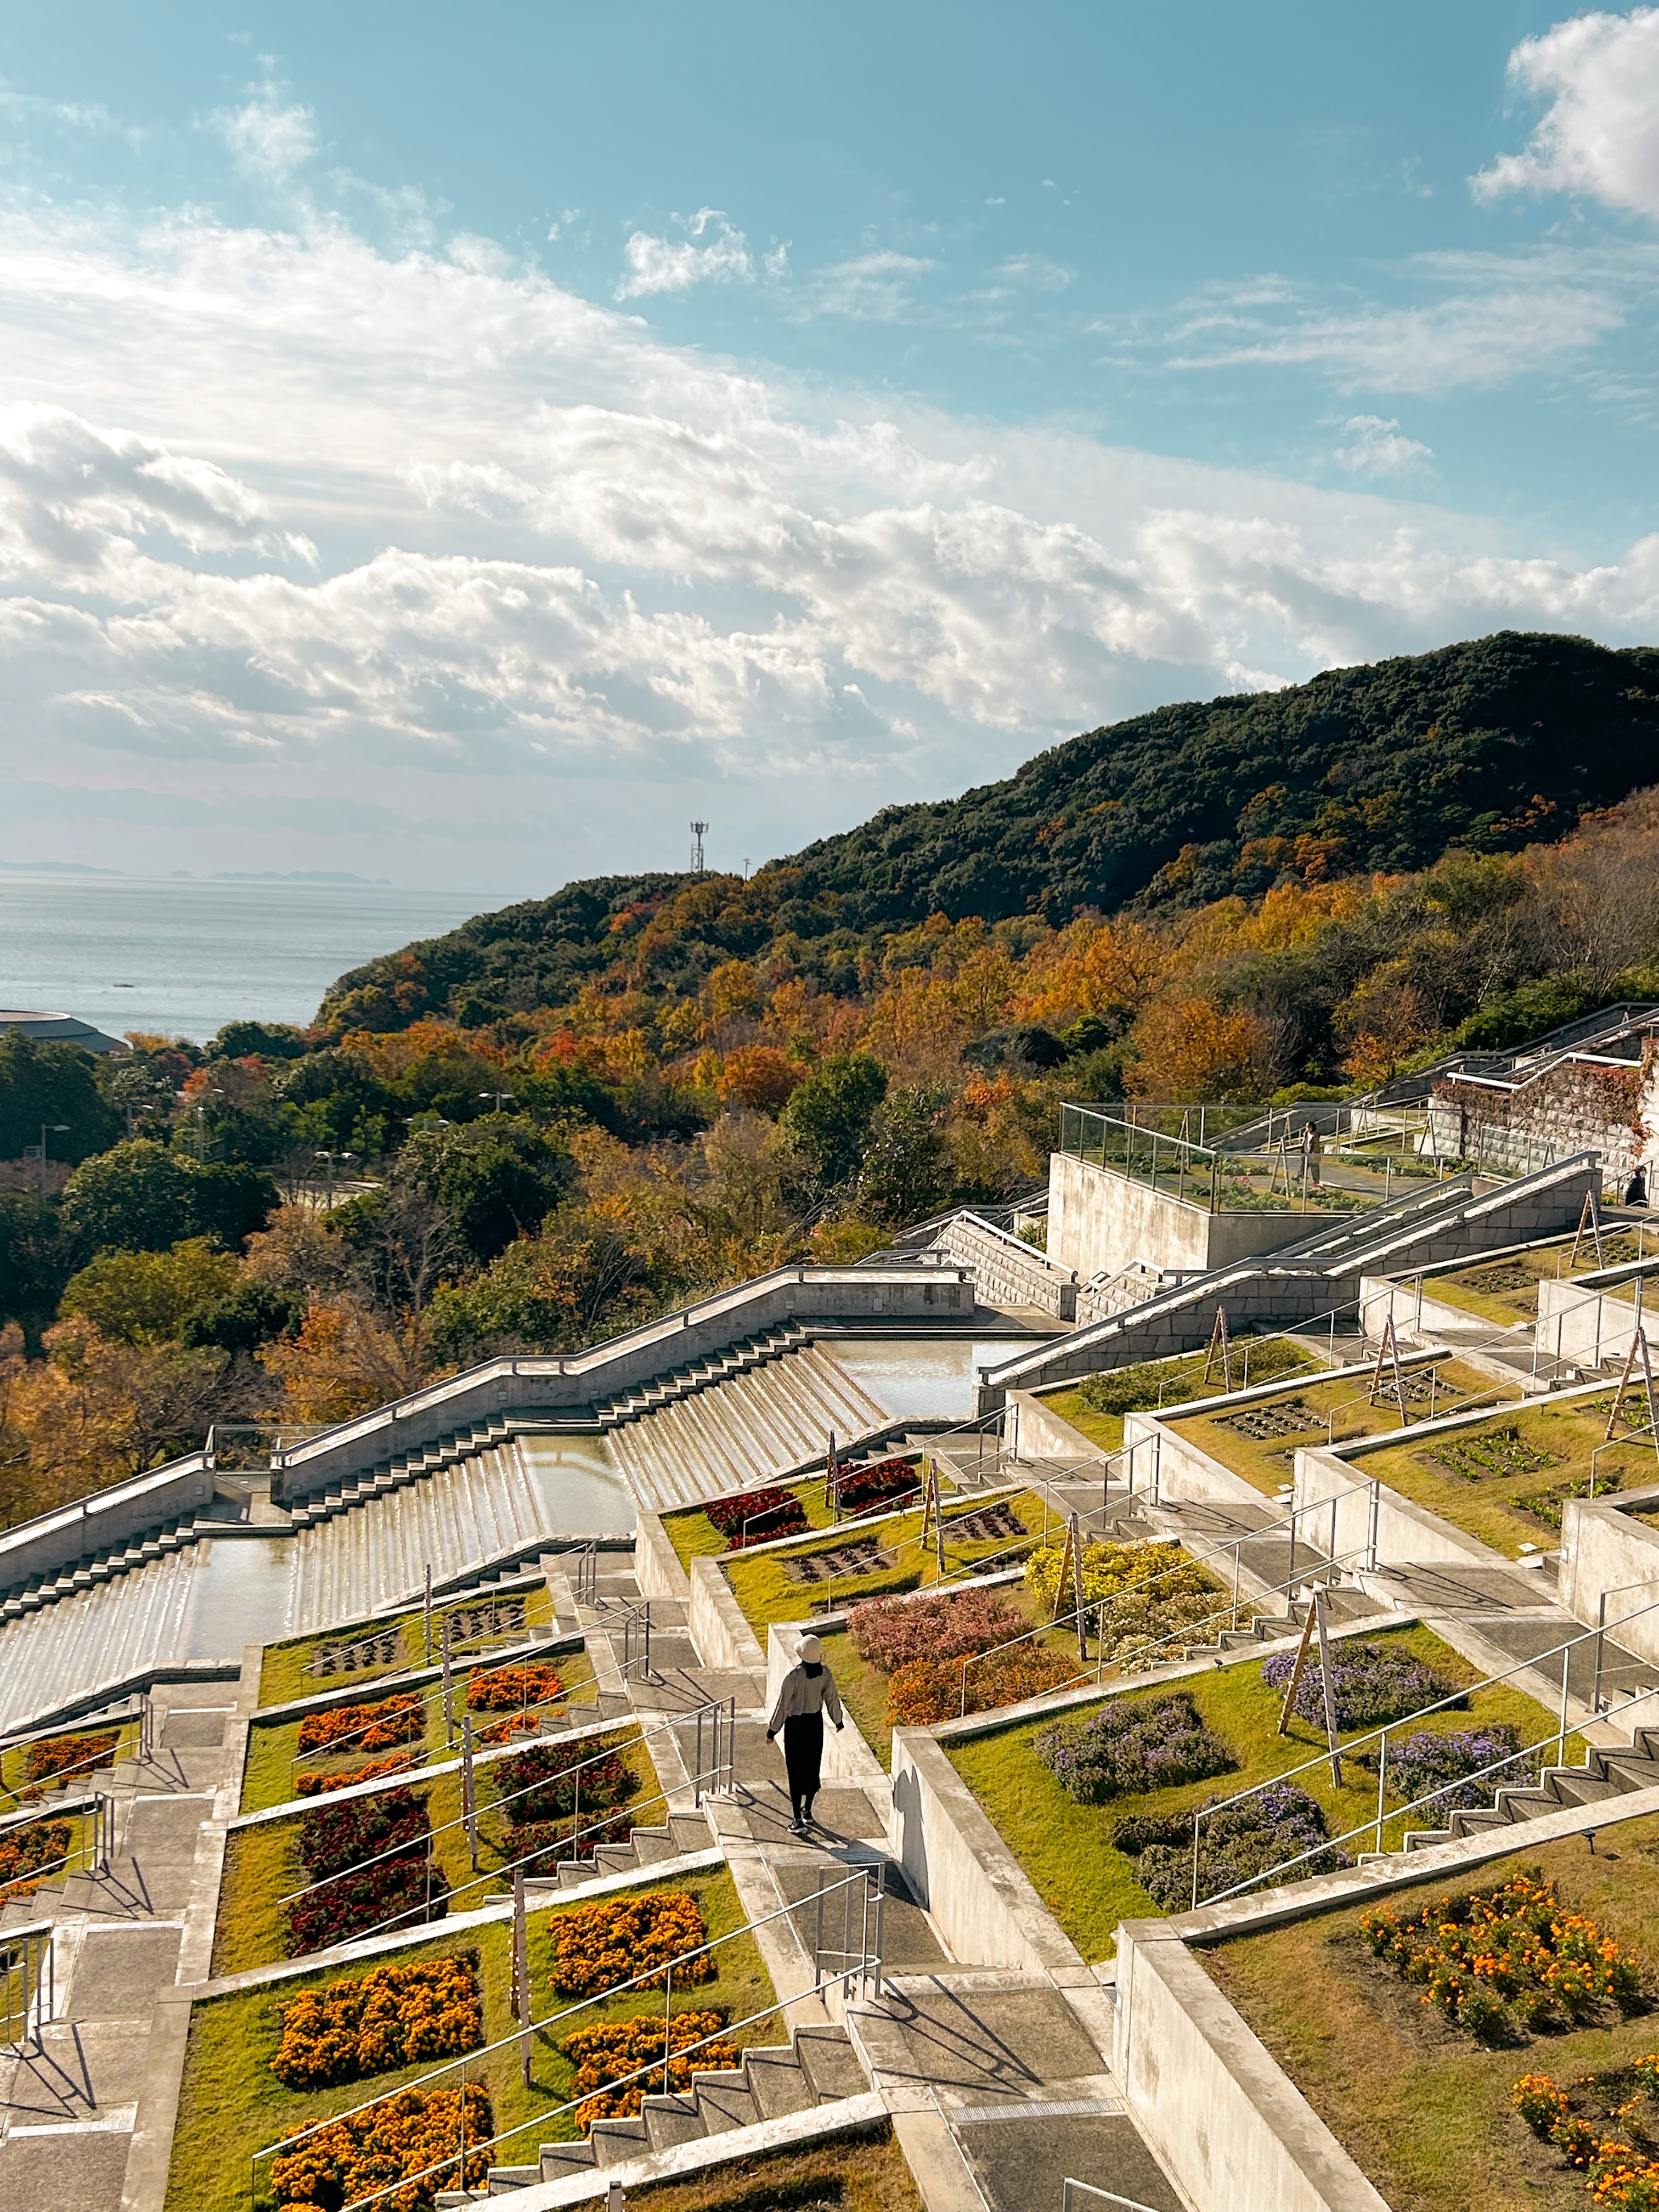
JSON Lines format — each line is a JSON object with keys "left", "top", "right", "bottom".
{"left": 887, "top": 1643, "right": 1079, "bottom": 1725}
{"left": 559, "top": 2011, "right": 736, "bottom": 2127}
{"left": 272, "top": 1955, "right": 483, "bottom": 2089}
{"left": 464, "top": 1663, "right": 563, "bottom": 1714}
{"left": 270, "top": 2083, "right": 492, "bottom": 2210}
{"left": 477, "top": 1714, "right": 543, "bottom": 1747}
{"left": 296, "top": 1696, "right": 424, "bottom": 1757}
{"left": 295, "top": 1753, "right": 420, "bottom": 1798}
{"left": 0, "top": 1816, "right": 70, "bottom": 1903}
{"left": 21, "top": 1731, "right": 118, "bottom": 1794}
{"left": 550, "top": 1891, "right": 712, "bottom": 1999}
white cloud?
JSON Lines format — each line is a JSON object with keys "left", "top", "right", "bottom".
{"left": 1475, "top": 9, "right": 1659, "bottom": 219}
{"left": 616, "top": 208, "right": 755, "bottom": 299}
{"left": 206, "top": 80, "right": 319, "bottom": 190}
{"left": 803, "top": 250, "right": 939, "bottom": 320}
{"left": 1333, "top": 415, "right": 1434, "bottom": 477}
{"left": 993, "top": 255, "right": 1074, "bottom": 292}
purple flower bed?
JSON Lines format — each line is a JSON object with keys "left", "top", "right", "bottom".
{"left": 1260, "top": 1638, "right": 1464, "bottom": 1730}
{"left": 1034, "top": 1693, "right": 1237, "bottom": 1806}
{"left": 1361, "top": 1725, "right": 1524, "bottom": 1814}
{"left": 1113, "top": 1781, "right": 1350, "bottom": 1911}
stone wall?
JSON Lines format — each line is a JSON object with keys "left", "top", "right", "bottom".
{"left": 1429, "top": 1059, "right": 1641, "bottom": 1181}
{"left": 933, "top": 1211, "right": 1077, "bottom": 1318}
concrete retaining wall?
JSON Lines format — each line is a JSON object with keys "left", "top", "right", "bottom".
{"left": 1559, "top": 1482, "right": 1659, "bottom": 1664}
{"left": 887, "top": 1726, "right": 1088, "bottom": 1977}
{"left": 634, "top": 1511, "right": 692, "bottom": 1605}
{"left": 687, "top": 1557, "right": 767, "bottom": 1680}
{"left": 1293, "top": 1443, "right": 1503, "bottom": 1572}
{"left": 274, "top": 1265, "right": 974, "bottom": 1502}
{"left": 934, "top": 1212, "right": 1077, "bottom": 1319}
{"left": 1004, "top": 1390, "right": 1111, "bottom": 1466}
{"left": 1048, "top": 1150, "right": 1309, "bottom": 1282}
{"left": 1114, "top": 1921, "right": 1391, "bottom": 2212}
{"left": 0, "top": 1453, "right": 215, "bottom": 1600}
{"left": 1538, "top": 1274, "right": 1651, "bottom": 1369}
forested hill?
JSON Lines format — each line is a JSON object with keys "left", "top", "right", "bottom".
{"left": 319, "top": 630, "right": 1659, "bottom": 1030}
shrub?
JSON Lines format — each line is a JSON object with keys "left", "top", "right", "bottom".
{"left": 297, "top": 1788, "right": 430, "bottom": 1882}
{"left": 1513, "top": 2072, "right": 1569, "bottom": 2135}
{"left": 296, "top": 1695, "right": 424, "bottom": 1757}
{"left": 888, "top": 1643, "right": 1080, "bottom": 1725}
{"left": 0, "top": 1816, "right": 70, "bottom": 1899}
{"left": 492, "top": 1743, "right": 637, "bottom": 1825}
{"left": 464, "top": 1663, "right": 563, "bottom": 1714}
{"left": 1073, "top": 1340, "right": 1307, "bottom": 1419}
{"left": 295, "top": 1753, "right": 419, "bottom": 1798}
{"left": 1361, "top": 1870, "right": 1641, "bottom": 2038}
{"left": 272, "top": 1955, "right": 483, "bottom": 2088}
{"left": 704, "top": 1487, "right": 807, "bottom": 1547}
{"left": 22, "top": 1731, "right": 117, "bottom": 1793}
{"left": 550, "top": 1891, "right": 713, "bottom": 1998}
{"left": 848, "top": 1587, "right": 1027, "bottom": 1676}
{"left": 836, "top": 1458, "right": 919, "bottom": 1515}
{"left": 269, "top": 2083, "right": 492, "bottom": 2209}
{"left": 1260, "top": 1639, "right": 1463, "bottom": 1730}
{"left": 1115, "top": 1781, "right": 1347, "bottom": 1911}
{"left": 286, "top": 1856, "right": 449, "bottom": 1956}
{"left": 559, "top": 2011, "right": 736, "bottom": 2128}
{"left": 1035, "top": 1693, "right": 1237, "bottom": 1805}
{"left": 1355, "top": 1725, "right": 1521, "bottom": 1815}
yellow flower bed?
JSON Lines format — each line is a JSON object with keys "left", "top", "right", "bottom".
{"left": 550, "top": 1891, "right": 712, "bottom": 1999}
{"left": 270, "top": 2083, "right": 491, "bottom": 2209}
{"left": 271, "top": 1955, "right": 483, "bottom": 2090}
{"left": 1024, "top": 1537, "right": 1206, "bottom": 1611}
{"left": 560, "top": 2011, "right": 736, "bottom": 2127}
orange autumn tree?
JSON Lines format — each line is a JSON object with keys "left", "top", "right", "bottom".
{"left": 1125, "top": 998, "right": 1268, "bottom": 1103}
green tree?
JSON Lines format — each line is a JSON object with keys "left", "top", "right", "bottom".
{"left": 0, "top": 1188, "right": 76, "bottom": 1344}
{"left": 857, "top": 1082, "right": 953, "bottom": 1226}
{"left": 393, "top": 1118, "right": 572, "bottom": 1265}
{"left": 207, "top": 1020, "right": 308, "bottom": 1060}
{"left": 0, "top": 1032, "right": 120, "bottom": 1165}
{"left": 59, "top": 1238, "right": 244, "bottom": 1345}
{"left": 779, "top": 1053, "right": 888, "bottom": 1186}
{"left": 60, "top": 1140, "right": 277, "bottom": 1257}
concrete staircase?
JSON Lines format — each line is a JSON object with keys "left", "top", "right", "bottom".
{"left": 284, "top": 1416, "right": 521, "bottom": 1527}
{"left": 439, "top": 2023, "right": 867, "bottom": 2199}
{"left": 596, "top": 1325, "right": 810, "bottom": 1423}
{"left": 0, "top": 1549, "right": 198, "bottom": 1736}
{"left": 1177, "top": 1580, "right": 1381, "bottom": 1664}
{"left": 287, "top": 1440, "right": 557, "bottom": 1634}
{"left": 0, "top": 1515, "right": 204, "bottom": 1618}
{"left": 603, "top": 1344, "right": 889, "bottom": 1513}
{"left": 1399, "top": 1720, "right": 1659, "bottom": 1851}
{"left": 527, "top": 1809, "right": 713, "bottom": 1894}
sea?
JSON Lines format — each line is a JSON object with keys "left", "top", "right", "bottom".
{"left": 0, "top": 873, "right": 506, "bottom": 1043}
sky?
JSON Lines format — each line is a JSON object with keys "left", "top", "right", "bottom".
{"left": 5, "top": 4, "right": 1659, "bottom": 892}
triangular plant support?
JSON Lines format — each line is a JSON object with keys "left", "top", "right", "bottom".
{"left": 1203, "top": 1305, "right": 1233, "bottom": 1390}
{"left": 1369, "top": 1315, "right": 1409, "bottom": 1426}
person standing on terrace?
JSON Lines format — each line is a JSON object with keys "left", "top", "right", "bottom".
{"left": 767, "top": 1631, "right": 844, "bottom": 1833}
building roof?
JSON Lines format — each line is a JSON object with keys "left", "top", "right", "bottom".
{"left": 0, "top": 1009, "right": 127, "bottom": 1054}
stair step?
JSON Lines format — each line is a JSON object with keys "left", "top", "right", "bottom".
{"left": 588, "top": 2117, "right": 650, "bottom": 2166}
{"left": 743, "top": 2045, "right": 814, "bottom": 2120}
{"left": 641, "top": 2091, "right": 707, "bottom": 2153}
{"left": 691, "top": 2069, "right": 760, "bottom": 2133}
{"left": 795, "top": 2027, "right": 865, "bottom": 2101}
{"left": 537, "top": 2141, "right": 598, "bottom": 2181}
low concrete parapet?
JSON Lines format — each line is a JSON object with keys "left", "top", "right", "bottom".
{"left": 634, "top": 1510, "right": 692, "bottom": 1605}
{"left": 0, "top": 1452, "right": 215, "bottom": 1600}
{"left": 1559, "top": 1480, "right": 1659, "bottom": 1667}
{"left": 687, "top": 1556, "right": 767, "bottom": 1680}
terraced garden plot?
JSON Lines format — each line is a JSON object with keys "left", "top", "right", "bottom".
{"left": 622, "top": 2124, "right": 923, "bottom": 2212}
{"left": 661, "top": 1464, "right": 928, "bottom": 1573}
{"left": 0, "top": 1713, "right": 140, "bottom": 1807}
{"left": 216, "top": 1725, "right": 660, "bottom": 1978}
{"left": 240, "top": 1643, "right": 597, "bottom": 1815}
{"left": 721, "top": 1488, "right": 1057, "bottom": 1633}
{"left": 1045, "top": 1340, "right": 1316, "bottom": 1454}
{"left": 169, "top": 1869, "right": 772, "bottom": 2212}
{"left": 1164, "top": 1358, "right": 1497, "bottom": 1498}
{"left": 945, "top": 1623, "right": 1576, "bottom": 1962}
{"left": 1417, "top": 1244, "right": 1578, "bottom": 1326}
{"left": 1200, "top": 1816, "right": 1659, "bottom": 2212}
{"left": 1357, "top": 1396, "right": 1659, "bottom": 1558}
{"left": 257, "top": 1581, "right": 556, "bottom": 1708}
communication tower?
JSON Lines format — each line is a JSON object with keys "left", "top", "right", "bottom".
{"left": 690, "top": 820, "right": 709, "bottom": 874}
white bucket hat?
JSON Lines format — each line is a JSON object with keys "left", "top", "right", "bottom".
{"left": 798, "top": 1633, "right": 822, "bottom": 1662}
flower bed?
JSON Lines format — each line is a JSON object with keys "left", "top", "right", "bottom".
{"left": 0, "top": 1816, "right": 70, "bottom": 1900}
{"left": 21, "top": 1730, "right": 117, "bottom": 1793}
{"left": 1024, "top": 1538, "right": 1228, "bottom": 1671}
{"left": 464, "top": 1663, "right": 563, "bottom": 1714}
{"left": 1114, "top": 1780, "right": 1348, "bottom": 1910}
{"left": 891, "top": 1645, "right": 1081, "bottom": 1725}
{"left": 503, "top": 1812, "right": 634, "bottom": 1870}
{"left": 550, "top": 1889, "right": 712, "bottom": 1999}
{"left": 1261, "top": 1638, "right": 1463, "bottom": 1730}
{"left": 1361, "top": 1870, "right": 1642, "bottom": 2040}
{"left": 493, "top": 1742, "right": 637, "bottom": 1825}
{"left": 295, "top": 1753, "right": 419, "bottom": 1798}
{"left": 1352, "top": 1724, "right": 1523, "bottom": 1815}
{"left": 836, "top": 1458, "right": 919, "bottom": 1515}
{"left": 1514, "top": 2062, "right": 1659, "bottom": 2207}
{"left": 705, "top": 1486, "right": 808, "bottom": 1549}
{"left": 296, "top": 1694, "right": 425, "bottom": 1757}
{"left": 1035, "top": 1693, "right": 1237, "bottom": 1805}
{"left": 848, "top": 1587, "right": 1026, "bottom": 1677}
{"left": 297, "top": 1787, "right": 430, "bottom": 1881}
{"left": 272, "top": 1955, "right": 483, "bottom": 2089}
{"left": 286, "top": 1788, "right": 447, "bottom": 1956}
{"left": 269, "top": 2083, "right": 492, "bottom": 2209}
{"left": 559, "top": 2011, "right": 736, "bottom": 2128}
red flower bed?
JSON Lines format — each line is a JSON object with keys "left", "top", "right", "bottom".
{"left": 270, "top": 2083, "right": 492, "bottom": 2210}
{"left": 847, "top": 1586, "right": 1028, "bottom": 1676}
{"left": 296, "top": 1695, "right": 424, "bottom": 1757}
{"left": 286, "top": 1855, "right": 449, "bottom": 1957}
{"left": 464, "top": 1663, "right": 563, "bottom": 1713}
{"left": 295, "top": 1753, "right": 419, "bottom": 1798}
{"left": 836, "top": 1458, "right": 919, "bottom": 1515}
{"left": 297, "top": 1787, "right": 430, "bottom": 1882}
{"left": 704, "top": 1486, "right": 808, "bottom": 1548}
{"left": 491, "top": 1742, "right": 637, "bottom": 1825}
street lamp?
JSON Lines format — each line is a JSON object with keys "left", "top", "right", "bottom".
{"left": 478, "top": 1090, "right": 515, "bottom": 1114}
{"left": 37, "top": 1123, "right": 68, "bottom": 1199}
{"left": 314, "top": 1149, "right": 356, "bottom": 1211}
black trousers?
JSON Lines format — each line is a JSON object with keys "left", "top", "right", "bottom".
{"left": 783, "top": 1713, "right": 823, "bottom": 1814}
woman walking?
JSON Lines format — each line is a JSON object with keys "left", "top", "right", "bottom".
{"left": 766, "top": 1632, "right": 845, "bottom": 1833}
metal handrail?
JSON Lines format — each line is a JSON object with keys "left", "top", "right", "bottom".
{"left": 0, "top": 1920, "right": 54, "bottom": 2053}
{"left": 248, "top": 1861, "right": 883, "bottom": 2212}
{"left": 1062, "top": 2183, "right": 1167, "bottom": 2212}
{"left": 0, "top": 1699, "right": 149, "bottom": 1808}
{"left": 1184, "top": 1584, "right": 1659, "bottom": 1911}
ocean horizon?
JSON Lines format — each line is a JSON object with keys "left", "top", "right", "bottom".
{"left": 0, "top": 872, "right": 512, "bottom": 1042}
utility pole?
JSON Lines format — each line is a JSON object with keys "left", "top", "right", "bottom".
{"left": 690, "top": 821, "right": 708, "bottom": 875}
{"left": 37, "top": 1123, "right": 67, "bottom": 1199}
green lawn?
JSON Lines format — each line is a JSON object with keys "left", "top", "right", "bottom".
{"left": 1357, "top": 1393, "right": 1659, "bottom": 1558}
{"left": 625, "top": 2124, "right": 923, "bottom": 2212}
{"left": 1203, "top": 1813, "right": 1659, "bottom": 2212}
{"left": 256, "top": 1582, "right": 557, "bottom": 1708}
{"left": 240, "top": 1644, "right": 595, "bottom": 1815}
{"left": 170, "top": 1868, "right": 772, "bottom": 2212}
{"left": 945, "top": 1622, "right": 1581, "bottom": 1962}
{"left": 1043, "top": 1341, "right": 1316, "bottom": 1457}
{"left": 216, "top": 1727, "right": 662, "bottom": 1978}
{"left": 1165, "top": 1356, "right": 1499, "bottom": 1499}
{"left": 721, "top": 1488, "right": 1061, "bottom": 1634}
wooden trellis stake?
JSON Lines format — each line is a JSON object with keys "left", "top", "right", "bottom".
{"left": 919, "top": 1457, "right": 947, "bottom": 1576}
{"left": 1070, "top": 1511, "right": 1088, "bottom": 1660}
{"left": 1277, "top": 1599, "right": 1318, "bottom": 1737}
{"left": 1369, "top": 1314, "right": 1409, "bottom": 1426}
{"left": 1053, "top": 1512, "right": 1077, "bottom": 1625}
{"left": 1569, "top": 1188, "right": 1605, "bottom": 1272}
{"left": 825, "top": 1430, "right": 839, "bottom": 1521}
{"left": 1605, "top": 1326, "right": 1659, "bottom": 1463}
{"left": 1313, "top": 1588, "right": 1342, "bottom": 1788}
{"left": 1203, "top": 1305, "right": 1233, "bottom": 1391}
